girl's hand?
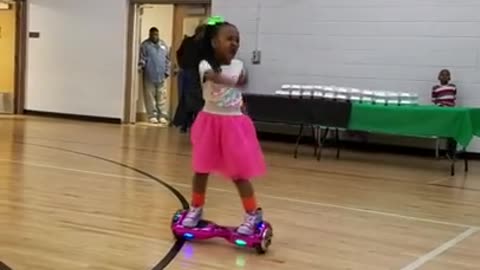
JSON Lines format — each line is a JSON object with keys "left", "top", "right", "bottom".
{"left": 204, "top": 70, "right": 237, "bottom": 86}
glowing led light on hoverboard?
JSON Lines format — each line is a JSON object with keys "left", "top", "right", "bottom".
{"left": 183, "top": 233, "right": 194, "bottom": 240}
{"left": 235, "top": 239, "right": 247, "bottom": 247}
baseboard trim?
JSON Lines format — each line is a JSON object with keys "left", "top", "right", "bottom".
{"left": 136, "top": 112, "right": 148, "bottom": 122}
{"left": 24, "top": 110, "right": 121, "bottom": 124}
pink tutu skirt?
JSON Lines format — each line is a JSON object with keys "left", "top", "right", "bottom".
{"left": 191, "top": 111, "right": 266, "bottom": 180}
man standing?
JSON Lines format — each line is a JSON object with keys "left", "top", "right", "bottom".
{"left": 173, "top": 25, "right": 205, "bottom": 132}
{"left": 139, "top": 27, "right": 171, "bottom": 125}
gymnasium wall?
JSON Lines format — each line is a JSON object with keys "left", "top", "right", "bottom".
{"left": 25, "top": 0, "right": 128, "bottom": 119}
{"left": 213, "top": 0, "right": 480, "bottom": 152}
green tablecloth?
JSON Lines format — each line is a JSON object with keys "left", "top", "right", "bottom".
{"left": 471, "top": 108, "right": 480, "bottom": 137}
{"left": 349, "top": 104, "right": 480, "bottom": 147}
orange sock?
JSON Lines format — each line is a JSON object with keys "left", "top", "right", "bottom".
{"left": 192, "top": 192, "right": 205, "bottom": 207}
{"left": 242, "top": 196, "right": 257, "bottom": 213}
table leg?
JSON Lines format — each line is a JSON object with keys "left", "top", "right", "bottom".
{"left": 312, "top": 125, "right": 318, "bottom": 156}
{"left": 294, "top": 124, "right": 304, "bottom": 159}
{"left": 317, "top": 127, "right": 325, "bottom": 161}
{"left": 463, "top": 147, "right": 469, "bottom": 173}
{"left": 335, "top": 129, "right": 340, "bottom": 160}
{"left": 321, "top": 127, "right": 329, "bottom": 143}
{"left": 447, "top": 138, "right": 458, "bottom": 176}
{"left": 465, "top": 156, "right": 469, "bottom": 172}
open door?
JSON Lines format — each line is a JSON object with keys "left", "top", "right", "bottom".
{"left": 124, "top": 2, "right": 210, "bottom": 124}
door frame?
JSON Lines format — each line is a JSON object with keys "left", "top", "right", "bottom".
{"left": 123, "top": 0, "right": 211, "bottom": 124}
{"left": 5, "top": 0, "right": 27, "bottom": 114}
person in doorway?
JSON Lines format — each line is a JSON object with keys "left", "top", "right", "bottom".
{"left": 173, "top": 24, "right": 205, "bottom": 133}
{"left": 432, "top": 69, "right": 458, "bottom": 158}
{"left": 139, "top": 27, "right": 171, "bottom": 125}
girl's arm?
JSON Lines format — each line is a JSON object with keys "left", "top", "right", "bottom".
{"left": 199, "top": 60, "right": 244, "bottom": 87}
{"left": 236, "top": 68, "right": 248, "bottom": 87}
{"left": 203, "top": 70, "right": 238, "bottom": 86}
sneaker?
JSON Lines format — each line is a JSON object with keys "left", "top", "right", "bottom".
{"left": 159, "top": 117, "right": 169, "bottom": 125}
{"left": 181, "top": 207, "right": 203, "bottom": 228}
{"left": 237, "top": 208, "right": 263, "bottom": 235}
{"left": 149, "top": 117, "right": 159, "bottom": 124}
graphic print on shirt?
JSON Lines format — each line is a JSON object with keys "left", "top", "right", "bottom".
{"left": 212, "top": 85, "right": 242, "bottom": 108}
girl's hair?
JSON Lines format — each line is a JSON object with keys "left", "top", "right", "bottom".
{"left": 196, "top": 21, "right": 235, "bottom": 73}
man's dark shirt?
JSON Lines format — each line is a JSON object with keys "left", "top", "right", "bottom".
{"left": 176, "top": 36, "right": 201, "bottom": 70}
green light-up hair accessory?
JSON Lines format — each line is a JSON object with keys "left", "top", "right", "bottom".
{"left": 206, "top": 16, "right": 225, "bottom": 26}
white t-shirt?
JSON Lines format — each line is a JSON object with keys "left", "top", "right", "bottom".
{"left": 198, "top": 59, "right": 244, "bottom": 115}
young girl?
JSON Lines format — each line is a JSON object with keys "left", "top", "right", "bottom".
{"left": 181, "top": 18, "right": 267, "bottom": 236}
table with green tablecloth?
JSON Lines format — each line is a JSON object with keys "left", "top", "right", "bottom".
{"left": 349, "top": 104, "right": 480, "bottom": 147}
{"left": 244, "top": 94, "right": 479, "bottom": 175}
{"left": 348, "top": 104, "right": 480, "bottom": 175}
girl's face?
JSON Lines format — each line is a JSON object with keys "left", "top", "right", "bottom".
{"left": 212, "top": 24, "right": 240, "bottom": 65}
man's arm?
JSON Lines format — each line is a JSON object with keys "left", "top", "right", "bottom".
{"left": 176, "top": 38, "right": 186, "bottom": 69}
{"left": 165, "top": 42, "right": 171, "bottom": 77}
{"left": 138, "top": 41, "right": 147, "bottom": 70}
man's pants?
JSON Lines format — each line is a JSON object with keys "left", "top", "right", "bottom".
{"left": 177, "top": 70, "right": 196, "bottom": 129}
{"left": 143, "top": 80, "right": 167, "bottom": 119}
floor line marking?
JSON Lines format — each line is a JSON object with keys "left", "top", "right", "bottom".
{"left": 400, "top": 227, "right": 478, "bottom": 270}
{"left": 0, "top": 159, "right": 153, "bottom": 183}
{"left": 2, "top": 158, "right": 477, "bottom": 229}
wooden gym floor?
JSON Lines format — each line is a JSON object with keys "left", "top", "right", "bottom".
{"left": 0, "top": 116, "right": 479, "bottom": 270}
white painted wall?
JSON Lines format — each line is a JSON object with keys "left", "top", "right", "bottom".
{"left": 213, "top": 0, "right": 480, "bottom": 152}
{"left": 25, "top": 0, "right": 128, "bottom": 119}
{"left": 136, "top": 4, "right": 174, "bottom": 115}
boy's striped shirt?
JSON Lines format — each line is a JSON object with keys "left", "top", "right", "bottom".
{"left": 432, "top": 84, "right": 456, "bottom": 107}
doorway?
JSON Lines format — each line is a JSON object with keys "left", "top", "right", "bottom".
{"left": 125, "top": 1, "right": 210, "bottom": 125}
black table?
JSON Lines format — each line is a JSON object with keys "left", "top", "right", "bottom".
{"left": 244, "top": 94, "right": 351, "bottom": 158}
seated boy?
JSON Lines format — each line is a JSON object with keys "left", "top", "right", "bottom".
{"left": 432, "top": 69, "right": 457, "bottom": 158}
{"left": 432, "top": 69, "right": 457, "bottom": 107}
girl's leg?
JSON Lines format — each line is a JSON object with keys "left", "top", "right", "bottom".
{"left": 234, "top": 179, "right": 258, "bottom": 213}
{"left": 191, "top": 173, "right": 209, "bottom": 207}
{"left": 234, "top": 179, "right": 263, "bottom": 235}
{"left": 182, "top": 173, "right": 209, "bottom": 228}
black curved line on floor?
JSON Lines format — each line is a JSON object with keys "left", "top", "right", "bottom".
{"left": 15, "top": 141, "right": 188, "bottom": 270}
{"left": 0, "top": 261, "right": 13, "bottom": 270}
